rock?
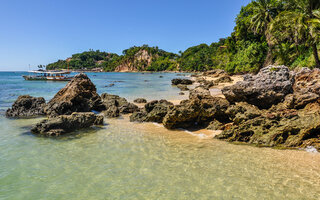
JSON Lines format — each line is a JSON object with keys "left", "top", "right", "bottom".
{"left": 189, "top": 86, "right": 211, "bottom": 100}
{"left": 44, "top": 73, "right": 104, "bottom": 116}
{"left": 119, "top": 103, "right": 139, "bottom": 114}
{"left": 171, "top": 78, "right": 193, "bottom": 85}
{"left": 31, "top": 112, "right": 104, "bottom": 136}
{"left": 177, "top": 84, "right": 189, "bottom": 91}
{"left": 214, "top": 75, "right": 233, "bottom": 84}
{"left": 133, "top": 98, "right": 147, "bottom": 103}
{"left": 6, "top": 95, "right": 46, "bottom": 118}
{"left": 222, "top": 65, "right": 294, "bottom": 109}
{"left": 207, "top": 120, "right": 224, "bottom": 130}
{"left": 225, "top": 102, "right": 262, "bottom": 125}
{"left": 159, "top": 76, "right": 163, "bottom": 78}
{"left": 163, "top": 97, "right": 229, "bottom": 129}
{"left": 103, "top": 106, "right": 120, "bottom": 118}
{"left": 130, "top": 100, "right": 174, "bottom": 123}
{"left": 105, "top": 83, "right": 115, "bottom": 87}
{"left": 216, "top": 103, "right": 320, "bottom": 150}
{"left": 203, "top": 69, "right": 227, "bottom": 77}
{"left": 179, "top": 92, "right": 185, "bottom": 95}
{"left": 101, "top": 93, "right": 128, "bottom": 108}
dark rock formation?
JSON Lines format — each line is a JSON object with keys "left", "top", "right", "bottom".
{"left": 163, "top": 96, "right": 229, "bottom": 129}
{"left": 133, "top": 98, "right": 147, "bottom": 103}
{"left": 216, "top": 102, "right": 320, "bottom": 150}
{"left": 179, "top": 92, "right": 185, "bottom": 95}
{"left": 101, "top": 93, "right": 138, "bottom": 116}
{"left": 44, "top": 73, "right": 104, "bottom": 116}
{"left": 189, "top": 86, "right": 211, "bottom": 100}
{"left": 105, "top": 83, "right": 115, "bottom": 87}
{"left": 103, "top": 106, "right": 120, "bottom": 118}
{"left": 31, "top": 112, "right": 104, "bottom": 136}
{"left": 119, "top": 103, "right": 139, "bottom": 114}
{"left": 6, "top": 95, "right": 46, "bottom": 118}
{"left": 222, "top": 65, "right": 294, "bottom": 109}
{"left": 171, "top": 78, "right": 193, "bottom": 85}
{"left": 130, "top": 100, "right": 174, "bottom": 123}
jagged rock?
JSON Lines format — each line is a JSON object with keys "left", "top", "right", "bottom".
{"left": 216, "top": 103, "right": 320, "bottom": 150}
{"left": 177, "top": 84, "right": 189, "bottom": 91}
{"left": 222, "top": 65, "right": 294, "bottom": 109}
{"left": 101, "top": 93, "right": 128, "bottom": 108}
{"left": 6, "top": 95, "right": 46, "bottom": 118}
{"left": 214, "top": 75, "right": 233, "bottom": 84}
{"left": 133, "top": 98, "right": 147, "bottom": 103}
{"left": 163, "top": 97, "right": 229, "bottom": 129}
{"left": 44, "top": 73, "right": 104, "bottom": 116}
{"left": 207, "top": 120, "right": 224, "bottom": 130}
{"left": 103, "top": 106, "right": 120, "bottom": 118}
{"left": 225, "top": 102, "right": 262, "bottom": 125}
{"left": 189, "top": 86, "right": 211, "bottom": 100}
{"left": 119, "top": 103, "right": 139, "bottom": 114}
{"left": 31, "top": 112, "right": 104, "bottom": 136}
{"left": 171, "top": 78, "right": 193, "bottom": 85}
{"left": 130, "top": 100, "right": 174, "bottom": 123}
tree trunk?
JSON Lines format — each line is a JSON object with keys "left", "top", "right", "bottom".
{"left": 312, "top": 43, "right": 320, "bottom": 68}
{"left": 263, "top": 46, "right": 273, "bottom": 67}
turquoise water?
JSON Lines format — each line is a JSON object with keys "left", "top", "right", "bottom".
{"left": 1, "top": 72, "right": 320, "bottom": 200}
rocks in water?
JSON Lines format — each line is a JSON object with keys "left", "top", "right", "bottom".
{"left": 179, "top": 92, "right": 185, "bottom": 95}
{"left": 171, "top": 78, "right": 193, "bottom": 85}
{"left": 105, "top": 83, "right": 115, "bottom": 87}
{"left": 31, "top": 112, "right": 104, "bottom": 136}
{"left": 177, "top": 84, "right": 189, "bottom": 91}
{"left": 133, "top": 98, "right": 147, "bottom": 103}
{"left": 44, "top": 73, "right": 104, "bottom": 116}
{"left": 6, "top": 95, "right": 46, "bottom": 118}
{"left": 163, "top": 96, "right": 230, "bottom": 129}
{"left": 214, "top": 75, "right": 233, "bottom": 84}
{"left": 216, "top": 103, "right": 320, "bottom": 150}
{"left": 101, "top": 93, "right": 138, "bottom": 116}
{"left": 159, "top": 76, "right": 163, "bottom": 78}
{"left": 222, "top": 65, "right": 294, "bottom": 109}
{"left": 130, "top": 100, "right": 174, "bottom": 123}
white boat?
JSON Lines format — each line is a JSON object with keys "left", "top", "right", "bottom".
{"left": 23, "top": 70, "right": 73, "bottom": 81}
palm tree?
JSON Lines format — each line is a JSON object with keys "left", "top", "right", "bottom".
{"left": 269, "top": 0, "right": 320, "bottom": 67}
{"left": 250, "top": 0, "right": 281, "bottom": 66}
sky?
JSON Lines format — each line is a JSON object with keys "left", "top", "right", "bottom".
{"left": 0, "top": 0, "right": 251, "bottom": 71}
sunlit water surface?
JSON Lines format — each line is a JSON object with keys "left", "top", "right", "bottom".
{"left": 1, "top": 72, "right": 320, "bottom": 199}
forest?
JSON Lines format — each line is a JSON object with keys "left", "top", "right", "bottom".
{"left": 46, "top": 0, "right": 320, "bottom": 73}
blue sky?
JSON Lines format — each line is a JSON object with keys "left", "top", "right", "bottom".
{"left": 0, "top": 0, "right": 251, "bottom": 71}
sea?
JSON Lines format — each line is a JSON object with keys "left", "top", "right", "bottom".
{"left": 0, "top": 71, "right": 320, "bottom": 200}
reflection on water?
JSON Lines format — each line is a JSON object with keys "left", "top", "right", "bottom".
{"left": 1, "top": 72, "right": 320, "bottom": 199}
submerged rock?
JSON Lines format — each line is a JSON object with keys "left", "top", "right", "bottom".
{"left": 31, "top": 112, "right": 104, "bottom": 136}
{"left": 44, "top": 73, "right": 104, "bottom": 116}
{"left": 6, "top": 95, "right": 46, "bottom": 118}
{"left": 171, "top": 78, "right": 193, "bottom": 85}
{"left": 222, "top": 65, "right": 294, "bottom": 109}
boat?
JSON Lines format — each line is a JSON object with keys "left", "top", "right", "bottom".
{"left": 23, "top": 70, "right": 73, "bottom": 81}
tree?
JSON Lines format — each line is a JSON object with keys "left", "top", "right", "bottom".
{"left": 269, "top": 0, "right": 320, "bottom": 67}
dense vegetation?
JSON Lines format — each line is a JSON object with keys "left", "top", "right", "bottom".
{"left": 45, "top": 0, "right": 320, "bottom": 73}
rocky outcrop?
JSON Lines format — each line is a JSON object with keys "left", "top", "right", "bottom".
{"left": 222, "top": 65, "right": 294, "bottom": 109}
{"left": 130, "top": 100, "right": 174, "bottom": 123}
{"left": 163, "top": 96, "right": 229, "bottom": 129}
{"left": 203, "top": 69, "right": 227, "bottom": 77}
{"left": 216, "top": 102, "right": 320, "bottom": 150}
{"left": 114, "top": 49, "right": 153, "bottom": 72}
{"left": 189, "top": 86, "right": 211, "bottom": 100}
{"left": 6, "top": 95, "right": 46, "bottom": 118}
{"left": 171, "top": 78, "right": 193, "bottom": 85}
{"left": 214, "top": 75, "right": 233, "bottom": 84}
{"left": 31, "top": 112, "right": 104, "bottom": 136}
{"left": 101, "top": 93, "right": 138, "bottom": 117}
{"left": 133, "top": 98, "right": 147, "bottom": 103}
{"left": 44, "top": 73, "right": 104, "bottom": 116}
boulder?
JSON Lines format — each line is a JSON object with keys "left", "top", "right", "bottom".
{"left": 189, "top": 86, "right": 211, "bottom": 100}
{"left": 103, "top": 106, "right": 120, "bottom": 118}
{"left": 44, "top": 73, "right": 104, "bottom": 116}
{"left": 101, "top": 93, "right": 128, "bottom": 108}
{"left": 177, "top": 84, "right": 189, "bottom": 91}
{"left": 163, "top": 97, "right": 229, "bottom": 129}
{"left": 222, "top": 65, "right": 294, "bottom": 109}
{"left": 31, "top": 112, "right": 104, "bottom": 136}
{"left": 119, "top": 103, "right": 139, "bottom": 114}
{"left": 6, "top": 95, "right": 46, "bottom": 118}
{"left": 171, "top": 78, "right": 193, "bottom": 85}
{"left": 130, "top": 100, "right": 174, "bottom": 123}
{"left": 214, "top": 75, "right": 233, "bottom": 84}
{"left": 216, "top": 103, "right": 320, "bottom": 150}
{"left": 133, "top": 98, "right": 147, "bottom": 103}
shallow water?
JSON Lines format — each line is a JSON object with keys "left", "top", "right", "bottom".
{"left": 1, "top": 72, "right": 320, "bottom": 199}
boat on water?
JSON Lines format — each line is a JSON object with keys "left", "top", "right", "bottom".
{"left": 23, "top": 70, "right": 73, "bottom": 81}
